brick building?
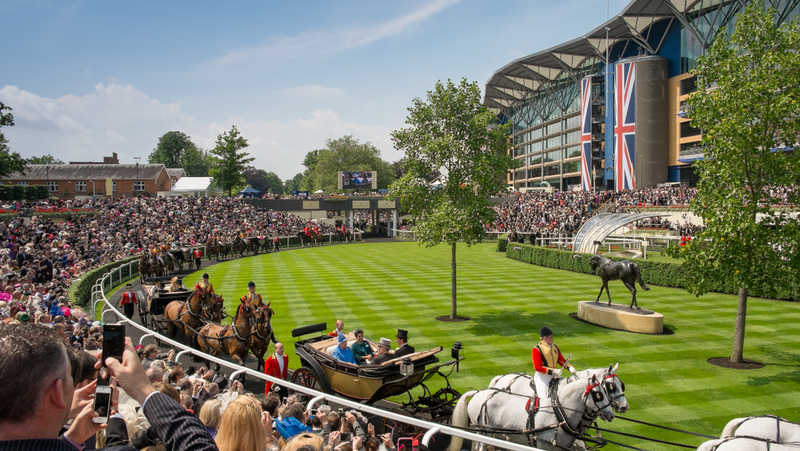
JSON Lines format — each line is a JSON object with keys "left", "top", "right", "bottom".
{"left": 3, "top": 164, "right": 172, "bottom": 199}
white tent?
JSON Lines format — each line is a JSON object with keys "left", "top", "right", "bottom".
{"left": 165, "top": 177, "right": 221, "bottom": 197}
{"left": 314, "top": 190, "right": 324, "bottom": 194}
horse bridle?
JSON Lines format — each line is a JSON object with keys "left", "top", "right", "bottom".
{"left": 601, "top": 373, "right": 626, "bottom": 410}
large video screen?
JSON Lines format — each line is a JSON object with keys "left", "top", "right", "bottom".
{"left": 339, "top": 171, "right": 376, "bottom": 190}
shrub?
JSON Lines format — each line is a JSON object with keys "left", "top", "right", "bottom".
{"left": 68, "top": 256, "right": 139, "bottom": 307}
{"left": 506, "top": 244, "right": 800, "bottom": 301}
{"left": 497, "top": 234, "right": 509, "bottom": 252}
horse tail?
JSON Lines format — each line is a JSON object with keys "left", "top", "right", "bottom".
{"left": 635, "top": 264, "right": 650, "bottom": 291}
{"left": 720, "top": 417, "right": 749, "bottom": 438}
{"left": 447, "top": 390, "right": 477, "bottom": 451}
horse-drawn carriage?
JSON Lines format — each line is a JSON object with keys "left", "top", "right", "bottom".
{"left": 290, "top": 323, "right": 464, "bottom": 441}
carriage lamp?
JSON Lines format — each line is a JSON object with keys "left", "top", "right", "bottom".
{"left": 400, "top": 357, "right": 414, "bottom": 377}
{"left": 452, "top": 342, "right": 463, "bottom": 372}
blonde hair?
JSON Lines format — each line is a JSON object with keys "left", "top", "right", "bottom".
{"left": 215, "top": 396, "right": 266, "bottom": 451}
{"left": 198, "top": 399, "right": 223, "bottom": 430}
{"left": 285, "top": 433, "right": 323, "bottom": 451}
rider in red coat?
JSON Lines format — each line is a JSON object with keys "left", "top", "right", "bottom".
{"left": 264, "top": 342, "right": 289, "bottom": 397}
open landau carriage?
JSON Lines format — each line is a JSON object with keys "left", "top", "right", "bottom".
{"left": 291, "top": 323, "right": 464, "bottom": 446}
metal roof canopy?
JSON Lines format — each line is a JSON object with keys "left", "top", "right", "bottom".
{"left": 483, "top": 0, "right": 762, "bottom": 115}
{"left": 573, "top": 213, "right": 666, "bottom": 254}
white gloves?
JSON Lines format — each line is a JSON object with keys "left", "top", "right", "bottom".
{"left": 551, "top": 368, "right": 562, "bottom": 377}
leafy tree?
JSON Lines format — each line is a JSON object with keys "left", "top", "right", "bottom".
{"left": 284, "top": 173, "right": 306, "bottom": 194}
{"left": 27, "top": 154, "right": 64, "bottom": 165}
{"left": 182, "top": 147, "right": 213, "bottom": 177}
{"left": 149, "top": 131, "right": 197, "bottom": 168}
{"left": 0, "top": 102, "right": 26, "bottom": 178}
{"left": 389, "top": 78, "right": 516, "bottom": 319}
{"left": 302, "top": 135, "right": 396, "bottom": 193}
{"left": 209, "top": 126, "right": 255, "bottom": 196}
{"left": 243, "top": 169, "right": 284, "bottom": 194}
{"left": 668, "top": 5, "right": 800, "bottom": 363}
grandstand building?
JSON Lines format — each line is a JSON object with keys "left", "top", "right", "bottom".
{"left": 486, "top": 0, "right": 799, "bottom": 192}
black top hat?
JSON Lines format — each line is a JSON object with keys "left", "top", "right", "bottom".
{"left": 396, "top": 329, "right": 409, "bottom": 340}
{"left": 203, "top": 273, "right": 209, "bottom": 279}
{"left": 125, "top": 283, "right": 132, "bottom": 288}
{"left": 248, "top": 281, "right": 255, "bottom": 288}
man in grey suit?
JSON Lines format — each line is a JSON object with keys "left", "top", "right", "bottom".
{"left": 0, "top": 324, "right": 217, "bottom": 451}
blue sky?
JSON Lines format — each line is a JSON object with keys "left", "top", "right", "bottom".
{"left": 1, "top": 0, "right": 624, "bottom": 181}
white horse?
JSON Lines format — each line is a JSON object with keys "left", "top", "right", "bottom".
{"left": 698, "top": 436, "right": 800, "bottom": 451}
{"left": 448, "top": 373, "right": 618, "bottom": 451}
{"left": 720, "top": 415, "right": 800, "bottom": 442}
{"left": 488, "top": 364, "right": 630, "bottom": 414}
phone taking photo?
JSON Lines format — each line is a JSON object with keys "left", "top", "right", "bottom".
{"left": 93, "top": 385, "right": 113, "bottom": 424}
{"left": 397, "top": 438, "right": 414, "bottom": 451}
{"left": 102, "top": 324, "right": 126, "bottom": 366}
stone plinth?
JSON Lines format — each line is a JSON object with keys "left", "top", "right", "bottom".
{"left": 577, "top": 301, "right": 663, "bottom": 334}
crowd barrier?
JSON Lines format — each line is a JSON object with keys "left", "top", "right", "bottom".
{"left": 91, "top": 261, "right": 544, "bottom": 451}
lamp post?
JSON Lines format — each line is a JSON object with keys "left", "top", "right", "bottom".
{"left": 221, "top": 165, "right": 225, "bottom": 197}
{"left": 134, "top": 157, "right": 141, "bottom": 195}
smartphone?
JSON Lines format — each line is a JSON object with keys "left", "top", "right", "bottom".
{"left": 93, "top": 385, "right": 113, "bottom": 424}
{"left": 102, "top": 324, "right": 125, "bottom": 366}
{"left": 338, "top": 408, "right": 344, "bottom": 417}
{"left": 397, "top": 438, "right": 414, "bottom": 451}
{"left": 340, "top": 433, "right": 352, "bottom": 442}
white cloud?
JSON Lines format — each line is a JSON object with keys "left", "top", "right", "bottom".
{"left": 212, "top": 0, "right": 461, "bottom": 67}
{"left": 278, "top": 85, "right": 346, "bottom": 99}
{"left": 0, "top": 84, "right": 402, "bottom": 180}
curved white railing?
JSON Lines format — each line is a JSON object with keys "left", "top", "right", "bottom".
{"left": 91, "top": 261, "right": 544, "bottom": 451}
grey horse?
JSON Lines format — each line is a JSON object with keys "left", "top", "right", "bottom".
{"left": 588, "top": 254, "right": 650, "bottom": 309}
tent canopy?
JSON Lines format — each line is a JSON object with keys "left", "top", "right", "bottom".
{"left": 239, "top": 186, "right": 262, "bottom": 198}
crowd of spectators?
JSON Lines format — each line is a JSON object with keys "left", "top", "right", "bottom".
{"left": 0, "top": 318, "right": 410, "bottom": 451}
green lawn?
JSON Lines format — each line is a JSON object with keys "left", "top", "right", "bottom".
{"left": 185, "top": 242, "right": 800, "bottom": 450}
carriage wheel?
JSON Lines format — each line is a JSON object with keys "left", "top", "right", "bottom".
{"left": 382, "top": 407, "right": 423, "bottom": 444}
{"left": 290, "top": 367, "right": 322, "bottom": 394}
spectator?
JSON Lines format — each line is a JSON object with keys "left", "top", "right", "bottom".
{"left": 215, "top": 395, "right": 271, "bottom": 451}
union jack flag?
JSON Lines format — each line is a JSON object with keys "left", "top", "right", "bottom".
{"left": 614, "top": 61, "right": 636, "bottom": 191}
{"left": 580, "top": 77, "right": 592, "bottom": 191}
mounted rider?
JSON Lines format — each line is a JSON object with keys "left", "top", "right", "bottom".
{"left": 532, "top": 326, "right": 576, "bottom": 399}
{"left": 195, "top": 273, "right": 214, "bottom": 294}
{"left": 240, "top": 280, "right": 264, "bottom": 309}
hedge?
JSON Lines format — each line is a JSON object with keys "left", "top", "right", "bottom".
{"left": 497, "top": 234, "right": 509, "bottom": 252}
{"left": 68, "top": 256, "right": 139, "bottom": 308}
{"left": 506, "top": 244, "right": 800, "bottom": 301}
{"left": 0, "top": 185, "right": 48, "bottom": 201}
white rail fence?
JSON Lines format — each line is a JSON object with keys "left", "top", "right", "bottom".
{"left": 91, "top": 261, "right": 545, "bottom": 451}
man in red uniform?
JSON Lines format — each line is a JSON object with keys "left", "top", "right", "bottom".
{"left": 194, "top": 273, "right": 214, "bottom": 294}
{"left": 264, "top": 342, "right": 289, "bottom": 398}
{"left": 120, "top": 283, "right": 138, "bottom": 320}
{"left": 532, "top": 326, "right": 575, "bottom": 399}
{"left": 193, "top": 247, "right": 203, "bottom": 270}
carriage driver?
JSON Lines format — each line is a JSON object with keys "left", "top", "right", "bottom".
{"left": 532, "top": 326, "right": 576, "bottom": 399}
{"left": 241, "top": 281, "right": 263, "bottom": 308}
{"left": 195, "top": 273, "right": 214, "bottom": 293}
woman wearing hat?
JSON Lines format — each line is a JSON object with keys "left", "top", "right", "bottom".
{"left": 532, "top": 326, "right": 575, "bottom": 399}
{"left": 120, "top": 283, "right": 138, "bottom": 320}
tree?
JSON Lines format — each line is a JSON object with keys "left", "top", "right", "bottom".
{"left": 209, "top": 126, "right": 255, "bottom": 196}
{"left": 182, "top": 147, "right": 213, "bottom": 177}
{"left": 26, "top": 154, "right": 64, "bottom": 165}
{"left": 301, "top": 136, "right": 397, "bottom": 193}
{"left": 149, "top": 131, "right": 196, "bottom": 168}
{"left": 243, "top": 169, "right": 284, "bottom": 195}
{"left": 668, "top": 5, "right": 800, "bottom": 363}
{"left": 0, "top": 102, "right": 26, "bottom": 178}
{"left": 389, "top": 78, "right": 516, "bottom": 319}
{"left": 284, "top": 173, "right": 306, "bottom": 194}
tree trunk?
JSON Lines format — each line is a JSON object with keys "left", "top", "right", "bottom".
{"left": 731, "top": 287, "right": 748, "bottom": 363}
{"left": 451, "top": 242, "right": 457, "bottom": 319}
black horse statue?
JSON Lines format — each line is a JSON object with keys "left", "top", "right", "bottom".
{"left": 588, "top": 254, "right": 650, "bottom": 309}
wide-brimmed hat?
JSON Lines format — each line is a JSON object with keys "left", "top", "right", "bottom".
{"left": 396, "top": 329, "right": 409, "bottom": 340}
{"left": 378, "top": 338, "right": 391, "bottom": 349}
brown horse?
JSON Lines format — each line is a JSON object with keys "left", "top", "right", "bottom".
{"left": 203, "top": 293, "right": 225, "bottom": 323}
{"left": 196, "top": 301, "right": 255, "bottom": 366}
{"left": 138, "top": 254, "right": 150, "bottom": 280}
{"left": 163, "top": 290, "right": 212, "bottom": 343}
{"left": 249, "top": 304, "right": 276, "bottom": 372}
